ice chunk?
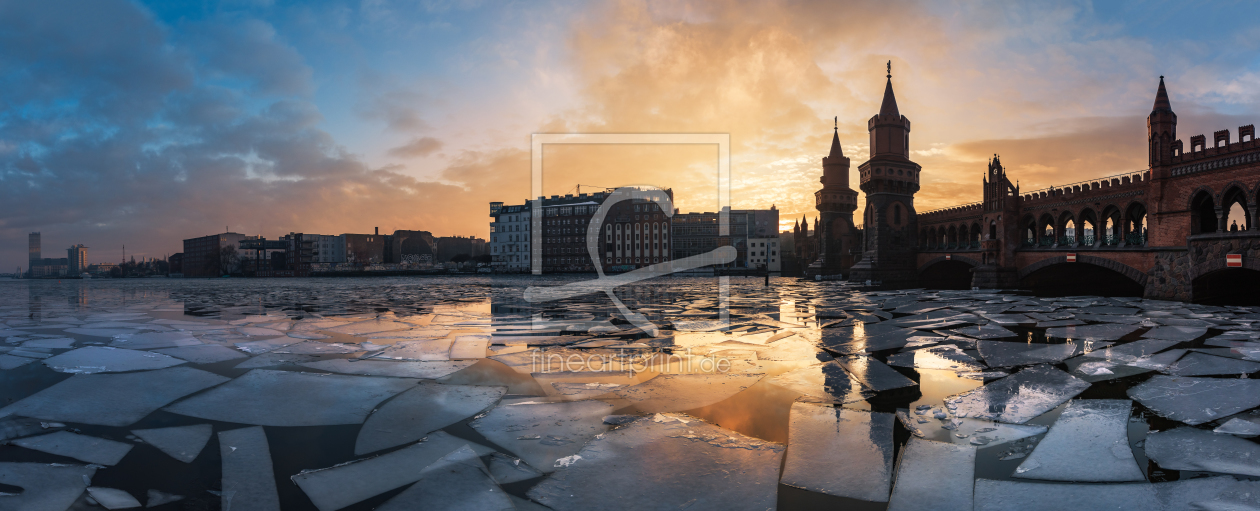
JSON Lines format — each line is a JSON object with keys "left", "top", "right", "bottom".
{"left": 781, "top": 403, "right": 893, "bottom": 502}
{"left": 1128, "top": 376, "right": 1260, "bottom": 425}
{"left": 898, "top": 412, "right": 1046, "bottom": 446}
{"left": 886, "top": 437, "right": 975, "bottom": 511}
{"left": 527, "top": 415, "right": 783, "bottom": 510}
{"left": 86, "top": 487, "right": 142, "bottom": 509}
{"left": 1215, "top": 409, "right": 1260, "bottom": 437}
{"left": 0, "top": 417, "right": 49, "bottom": 442}
{"left": 1155, "top": 476, "right": 1260, "bottom": 511}
{"left": 1045, "top": 323, "right": 1140, "bottom": 341}
{"left": 978, "top": 341, "right": 1088, "bottom": 369}
{"left": 292, "top": 431, "right": 494, "bottom": 511}
{"left": 42, "top": 347, "right": 186, "bottom": 374}
{"left": 375, "top": 446, "right": 515, "bottom": 511}
{"left": 218, "top": 427, "right": 280, "bottom": 511}
{"left": 272, "top": 340, "right": 362, "bottom": 355}
{"left": 108, "top": 332, "right": 202, "bottom": 350}
{"left": 325, "top": 318, "right": 414, "bottom": 336}
{"left": 150, "top": 345, "right": 246, "bottom": 364}
{"left": 470, "top": 400, "right": 613, "bottom": 473}
{"left": 375, "top": 339, "right": 454, "bottom": 361}
{"left": 299, "top": 359, "right": 475, "bottom": 379}
{"left": 0, "top": 354, "right": 36, "bottom": 370}
{"left": 974, "top": 479, "right": 1158, "bottom": 511}
{"left": 485, "top": 452, "right": 544, "bottom": 484}
{"left": 0, "top": 462, "right": 95, "bottom": 511}
{"left": 1142, "top": 326, "right": 1208, "bottom": 342}
{"left": 612, "top": 373, "right": 764, "bottom": 412}
{"left": 233, "top": 337, "right": 302, "bottom": 354}
{"left": 448, "top": 335, "right": 490, "bottom": 359}
{"left": 765, "top": 361, "right": 872, "bottom": 404}
{"left": 945, "top": 364, "right": 1090, "bottom": 424}
{"left": 0, "top": 367, "right": 229, "bottom": 427}
{"left": 1144, "top": 426, "right": 1260, "bottom": 476}
{"left": 887, "top": 345, "right": 984, "bottom": 371}
{"left": 165, "top": 369, "right": 418, "bottom": 426}
{"left": 11, "top": 431, "right": 132, "bottom": 466}
{"left": 1167, "top": 352, "right": 1260, "bottom": 376}
{"left": 949, "top": 324, "right": 1017, "bottom": 339}
{"left": 131, "top": 424, "right": 212, "bottom": 463}
{"left": 20, "top": 338, "right": 75, "bottom": 349}
{"left": 64, "top": 328, "right": 143, "bottom": 338}
{"left": 1013, "top": 399, "right": 1144, "bottom": 482}
{"left": 233, "top": 352, "right": 318, "bottom": 368}
{"left": 834, "top": 355, "right": 917, "bottom": 392}
{"left": 145, "top": 489, "right": 184, "bottom": 507}
{"left": 355, "top": 383, "right": 506, "bottom": 455}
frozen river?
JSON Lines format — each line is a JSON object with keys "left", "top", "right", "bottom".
{"left": 1, "top": 276, "right": 1259, "bottom": 510}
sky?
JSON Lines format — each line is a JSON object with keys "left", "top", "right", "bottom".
{"left": 3, "top": 0, "right": 1260, "bottom": 270}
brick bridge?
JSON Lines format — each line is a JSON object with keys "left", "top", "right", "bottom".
{"left": 914, "top": 78, "right": 1260, "bottom": 302}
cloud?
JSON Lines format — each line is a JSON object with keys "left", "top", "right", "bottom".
{"left": 388, "top": 137, "right": 443, "bottom": 158}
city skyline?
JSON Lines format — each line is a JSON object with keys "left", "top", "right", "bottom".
{"left": 5, "top": 1, "right": 1260, "bottom": 271}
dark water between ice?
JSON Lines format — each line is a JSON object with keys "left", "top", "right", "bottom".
{"left": 0, "top": 276, "right": 1254, "bottom": 510}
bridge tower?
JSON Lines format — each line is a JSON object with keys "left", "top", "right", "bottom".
{"left": 972, "top": 155, "right": 1021, "bottom": 288}
{"left": 805, "top": 118, "right": 860, "bottom": 277}
{"left": 1148, "top": 76, "right": 1178, "bottom": 170}
{"left": 849, "top": 62, "right": 922, "bottom": 286}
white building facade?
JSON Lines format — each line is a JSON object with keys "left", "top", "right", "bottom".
{"left": 490, "top": 203, "right": 531, "bottom": 272}
{"left": 747, "top": 237, "right": 781, "bottom": 272}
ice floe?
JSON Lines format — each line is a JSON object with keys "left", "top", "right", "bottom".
{"left": 166, "top": 369, "right": 418, "bottom": 426}
{"left": 1144, "top": 426, "right": 1260, "bottom": 476}
{"left": 355, "top": 382, "right": 506, "bottom": 455}
{"left": 218, "top": 426, "right": 281, "bottom": 511}
{"left": 945, "top": 364, "right": 1090, "bottom": 424}
{"left": 470, "top": 400, "right": 613, "bottom": 473}
{"left": 131, "top": 424, "right": 212, "bottom": 463}
{"left": 11, "top": 431, "right": 133, "bottom": 466}
{"left": 780, "top": 402, "right": 893, "bottom": 502}
{"left": 1012, "top": 399, "right": 1144, "bottom": 482}
{"left": 375, "top": 446, "right": 515, "bottom": 511}
{"left": 886, "top": 437, "right": 975, "bottom": 511}
{"left": 1128, "top": 376, "right": 1260, "bottom": 425}
{"left": 42, "top": 347, "right": 186, "bottom": 374}
{"left": 0, "top": 367, "right": 229, "bottom": 427}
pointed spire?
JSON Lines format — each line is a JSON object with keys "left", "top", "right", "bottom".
{"left": 1152, "top": 76, "right": 1173, "bottom": 113}
{"left": 828, "top": 117, "right": 844, "bottom": 159}
{"left": 879, "top": 61, "right": 899, "bottom": 118}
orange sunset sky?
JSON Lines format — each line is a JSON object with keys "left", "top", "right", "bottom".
{"left": 4, "top": 0, "right": 1260, "bottom": 267}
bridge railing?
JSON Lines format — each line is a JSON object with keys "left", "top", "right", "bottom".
{"left": 920, "top": 201, "right": 983, "bottom": 217}
{"left": 1019, "top": 169, "right": 1151, "bottom": 201}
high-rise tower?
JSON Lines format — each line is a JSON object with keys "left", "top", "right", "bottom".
{"left": 805, "top": 118, "right": 860, "bottom": 276}
{"left": 849, "top": 62, "right": 922, "bottom": 286}
{"left": 28, "top": 232, "right": 40, "bottom": 276}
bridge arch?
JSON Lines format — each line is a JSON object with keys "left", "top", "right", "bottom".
{"left": 1078, "top": 208, "right": 1098, "bottom": 244}
{"left": 1037, "top": 213, "right": 1055, "bottom": 244}
{"left": 969, "top": 221, "right": 981, "bottom": 246}
{"left": 1221, "top": 183, "right": 1250, "bottom": 232}
{"left": 1100, "top": 204, "right": 1123, "bottom": 244}
{"left": 1189, "top": 257, "right": 1260, "bottom": 305}
{"left": 1123, "top": 200, "right": 1148, "bottom": 245}
{"left": 918, "top": 255, "right": 980, "bottom": 290}
{"left": 1018, "top": 255, "right": 1147, "bottom": 297}
{"left": 1057, "top": 210, "right": 1076, "bottom": 244}
{"left": 1189, "top": 187, "right": 1218, "bottom": 234}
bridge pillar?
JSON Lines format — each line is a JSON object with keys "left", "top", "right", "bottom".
{"left": 1216, "top": 207, "right": 1226, "bottom": 233}
{"left": 971, "top": 265, "right": 1018, "bottom": 289}
{"left": 1250, "top": 205, "right": 1258, "bottom": 232}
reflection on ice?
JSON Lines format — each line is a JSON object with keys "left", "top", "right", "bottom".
{"left": 781, "top": 402, "right": 893, "bottom": 502}
{"left": 1013, "top": 399, "right": 1144, "bottom": 482}
{"left": 945, "top": 365, "right": 1089, "bottom": 424}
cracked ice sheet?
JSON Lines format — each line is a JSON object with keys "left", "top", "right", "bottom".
{"left": 108, "top": 332, "right": 202, "bottom": 350}
{"left": 886, "top": 437, "right": 975, "bottom": 511}
{"left": 945, "top": 364, "right": 1090, "bottom": 424}
{"left": 527, "top": 414, "right": 783, "bottom": 511}
{"left": 896, "top": 412, "right": 1045, "bottom": 447}
{"left": 977, "top": 341, "right": 1108, "bottom": 369}
{"left": 887, "top": 345, "right": 984, "bottom": 371}
{"left": 165, "top": 369, "right": 418, "bottom": 426}
{"left": 470, "top": 400, "right": 613, "bottom": 473}
{"left": 374, "top": 339, "right": 454, "bottom": 361}
{"left": 1167, "top": 351, "right": 1260, "bottom": 376}
{"left": 1013, "top": 399, "right": 1144, "bottom": 482}
{"left": 131, "top": 424, "right": 212, "bottom": 463}
{"left": 0, "top": 462, "right": 96, "bottom": 511}
{"left": 611, "top": 373, "right": 765, "bottom": 412}
{"left": 355, "top": 382, "right": 506, "bottom": 455}
{"left": 765, "top": 361, "right": 872, "bottom": 404}
{"left": 1216, "top": 409, "right": 1260, "bottom": 437}
{"left": 1145, "top": 426, "right": 1260, "bottom": 477}
{"left": 11, "top": 431, "right": 133, "bottom": 466}
{"left": 219, "top": 426, "right": 281, "bottom": 511}
{"left": 85, "top": 487, "right": 142, "bottom": 509}
{"left": 834, "top": 355, "right": 917, "bottom": 392}
{"left": 299, "top": 359, "right": 475, "bottom": 378}
{"left": 376, "top": 446, "right": 515, "bottom": 511}
{"left": 293, "top": 431, "right": 495, "bottom": 511}
{"left": 150, "top": 344, "right": 246, "bottom": 364}
{"left": 977, "top": 476, "right": 1260, "bottom": 511}
{"left": 1045, "top": 323, "right": 1141, "bottom": 341}
{"left": 42, "top": 347, "right": 186, "bottom": 374}
{"left": 781, "top": 403, "right": 893, "bottom": 502}
{"left": 948, "top": 324, "right": 1018, "bottom": 340}
{"left": 0, "top": 367, "right": 229, "bottom": 427}
{"left": 1142, "top": 326, "right": 1209, "bottom": 342}
{"left": 1128, "top": 376, "right": 1260, "bottom": 425}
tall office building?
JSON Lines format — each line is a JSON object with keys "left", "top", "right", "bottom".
{"left": 67, "top": 244, "right": 88, "bottom": 274}
{"left": 28, "top": 232, "right": 40, "bottom": 272}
